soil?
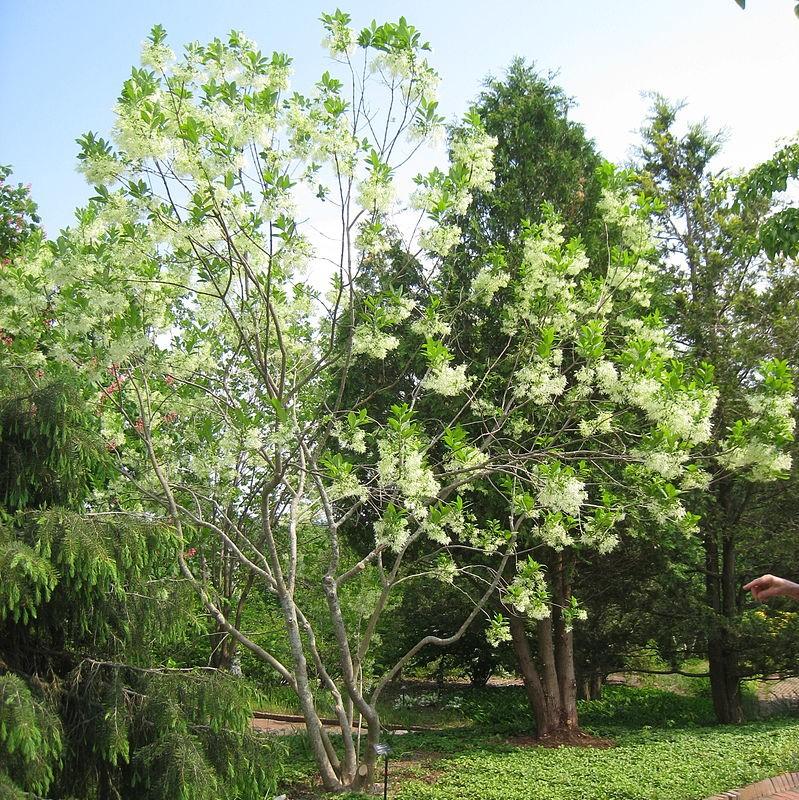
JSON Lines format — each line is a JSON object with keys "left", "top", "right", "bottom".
{"left": 507, "top": 729, "right": 616, "bottom": 748}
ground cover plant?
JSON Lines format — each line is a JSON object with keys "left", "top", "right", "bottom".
{"left": 277, "top": 685, "right": 799, "bottom": 800}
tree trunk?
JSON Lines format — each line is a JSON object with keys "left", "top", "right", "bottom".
{"left": 704, "top": 520, "right": 743, "bottom": 724}
{"left": 553, "top": 553, "right": 578, "bottom": 729}
{"left": 536, "top": 616, "right": 563, "bottom": 728}
{"left": 350, "top": 717, "right": 380, "bottom": 792}
{"left": 508, "top": 613, "right": 559, "bottom": 737}
{"left": 209, "top": 626, "right": 238, "bottom": 671}
{"left": 507, "top": 550, "right": 585, "bottom": 738}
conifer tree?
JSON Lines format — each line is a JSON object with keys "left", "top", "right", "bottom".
{"left": 0, "top": 169, "right": 281, "bottom": 800}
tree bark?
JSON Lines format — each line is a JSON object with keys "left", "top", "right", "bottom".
{"left": 508, "top": 613, "right": 558, "bottom": 737}
{"left": 553, "top": 553, "right": 579, "bottom": 729}
{"left": 704, "top": 519, "right": 743, "bottom": 724}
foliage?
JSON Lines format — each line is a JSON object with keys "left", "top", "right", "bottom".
{"left": 0, "top": 184, "right": 281, "bottom": 798}
{"left": 737, "top": 139, "right": 799, "bottom": 259}
{"left": 0, "top": 454, "right": 283, "bottom": 800}
{"left": 391, "top": 719, "right": 799, "bottom": 800}
{"left": 0, "top": 165, "right": 40, "bottom": 262}
{"left": 636, "top": 96, "right": 798, "bottom": 723}
{"left": 279, "top": 685, "right": 799, "bottom": 800}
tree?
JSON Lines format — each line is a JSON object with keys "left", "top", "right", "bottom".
{"left": 0, "top": 165, "right": 41, "bottom": 263}
{"left": 636, "top": 97, "right": 797, "bottom": 723}
{"left": 441, "top": 62, "right": 699, "bottom": 736}
{"left": 2, "top": 15, "right": 763, "bottom": 788}
{"left": 737, "top": 137, "right": 799, "bottom": 261}
{"left": 0, "top": 173, "right": 280, "bottom": 800}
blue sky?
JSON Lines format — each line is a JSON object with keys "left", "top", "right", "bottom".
{"left": 2, "top": 0, "right": 798, "bottom": 234}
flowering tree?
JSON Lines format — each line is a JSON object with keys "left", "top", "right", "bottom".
{"left": 0, "top": 12, "right": 778, "bottom": 786}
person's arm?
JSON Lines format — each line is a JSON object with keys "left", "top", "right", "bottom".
{"left": 743, "top": 574, "right": 799, "bottom": 602}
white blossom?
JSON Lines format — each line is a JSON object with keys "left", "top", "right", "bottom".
{"left": 423, "top": 362, "right": 470, "bottom": 396}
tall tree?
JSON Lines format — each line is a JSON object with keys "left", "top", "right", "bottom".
{"left": 441, "top": 60, "right": 610, "bottom": 737}
{"left": 636, "top": 97, "right": 797, "bottom": 723}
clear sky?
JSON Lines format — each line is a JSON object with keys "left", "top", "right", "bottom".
{"left": 2, "top": 0, "right": 798, "bottom": 235}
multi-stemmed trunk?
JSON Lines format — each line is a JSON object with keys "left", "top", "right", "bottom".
{"left": 509, "top": 551, "right": 579, "bottom": 738}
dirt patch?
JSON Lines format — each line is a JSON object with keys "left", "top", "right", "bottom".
{"left": 507, "top": 729, "right": 615, "bottom": 749}
{"left": 252, "top": 717, "right": 341, "bottom": 735}
{"left": 391, "top": 752, "right": 445, "bottom": 787}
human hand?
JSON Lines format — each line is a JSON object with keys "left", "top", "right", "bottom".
{"left": 743, "top": 574, "right": 799, "bottom": 602}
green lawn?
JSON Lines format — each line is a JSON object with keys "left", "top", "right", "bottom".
{"left": 275, "top": 685, "right": 799, "bottom": 800}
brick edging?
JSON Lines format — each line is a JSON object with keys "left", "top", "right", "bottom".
{"left": 705, "top": 771, "right": 799, "bottom": 800}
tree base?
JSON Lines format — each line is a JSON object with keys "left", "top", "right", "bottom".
{"left": 508, "top": 729, "right": 615, "bottom": 748}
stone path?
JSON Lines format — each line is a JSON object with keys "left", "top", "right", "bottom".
{"left": 706, "top": 772, "right": 799, "bottom": 800}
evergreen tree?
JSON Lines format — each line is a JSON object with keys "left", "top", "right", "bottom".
{"left": 636, "top": 98, "right": 798, "bottom": 723}
{"left": 0, "top": 170, "right": 281, "bottom": 800}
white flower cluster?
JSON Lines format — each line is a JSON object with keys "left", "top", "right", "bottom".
{"left": 580, "top": 525, "right": 619, "bottom": 555}
{"left": 355, "top": 222, "right": 393, "bottom": 257}
{"left": 681, "top": 467, "right": 712, "bottom": 491}
{"left": 486, "top": 614, "right": 513, "bottom": 648}
{"left": 328, "top": 472, "right": 368, "bottom": 503}
{"left": 374, "top": 513, "right": 410, "bottom": 551}
{"left": 411, "top": 182, "right": 470, "bottom": 217}
{"left": 322, "top": 18, "right": 356, "bottom": 56}
{"left": 377, "top": 438, "right": 440, "bottom": 513}
{"left": 357, "top": 175, "right": 394, "bottom": 213}
{"left": 351, "top": 327, "right": 399, "bottom": 360}
{"left": 372, "top": 50, "right": 439, "bottom": 104}
{"left": 419, "top": 223, "right": 461, "bottom": 257}
{"left": 597, "top": 188, "right": 652, "bottom": 254}
{"left": 646, "top": 495, "right": 696, "bottom": 533}
{"left": 385, "top": 296, "right": 416, "bottom": 324}
{"left": 539, "top": 514, "right": 574, "bottom": 551}
{"left": 718, "top": 374, "right": 795, "bottom": 481}
{"left": 603, "top": 370, "right": 716, "bottom": 447}
{"left": 536, "top": 470, "right": 588, "bottom": 517}
{"left": 595, "top": 360, "right": 620, "bottom": 393}
{"left": 561, "top": 598, "right": 589, "bottom": 632}
{"left": 634, "top": 448, "right": 690, "bottom": 480}
{"left": 423, "top": 362, "right": 470, "bottom": 396}
{"left": 513, "top": 360, "right": 567, "bottom": 406}
{"left": 449, "top": 127, "right": 498, "bottom": 193}
{"left": 470, "top": 265, "right": 510, "bottom": 305}
{"left": 432, "top": 555, "right": 458, "bottom": 584}
{"left": 578, "top": 413, "right": 616, "bottom": 439}
{"left": 140, "top": 39, "right": 175, "bottom": 72}
{"left": 720, "top": 441, "right": 792, "bottom": 482}
{"left": 77, "top": 153, "right": 120, "bottom": 186}
{"left": 411, "top": 313, "right": 451, "bottom": 339}
{"left": 332, "top": 422, "right": 367, "bottom": 455}
{"left": 505, "top": 559, "right": 550, "bottom": 619}
{"left": 444, "top": 443, "right": 487, "bottom": 477}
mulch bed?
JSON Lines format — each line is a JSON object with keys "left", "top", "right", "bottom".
{"left": 507, "top": 729, "right": 615, "bottom": 748}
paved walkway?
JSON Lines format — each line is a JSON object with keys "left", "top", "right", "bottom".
{"left": 706, "top": 772, "right": 799, "bottom": 800}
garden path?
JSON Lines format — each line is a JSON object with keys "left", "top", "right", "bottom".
{"left": 707, "top": 772, "right": 799, "bottom": 800}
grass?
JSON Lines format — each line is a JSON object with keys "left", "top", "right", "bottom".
{"left": 272, "top": 684, "right": 799, "bottom": 800}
